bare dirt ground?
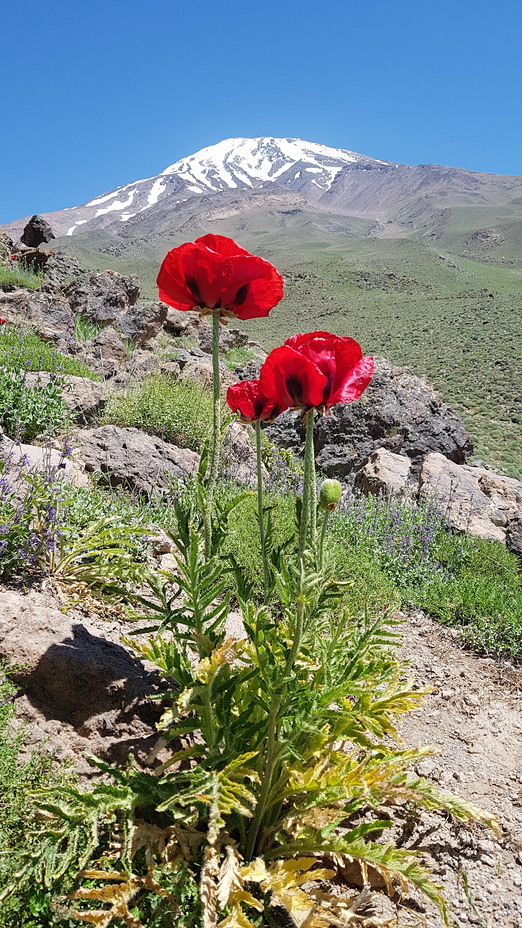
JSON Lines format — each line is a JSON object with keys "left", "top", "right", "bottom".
{"left": 392, "top": 610, "right": 522, "bottom": 928}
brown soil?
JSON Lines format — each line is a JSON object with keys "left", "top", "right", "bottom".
{"left": 393, "top": 610, "right": 522, "bottom": 928}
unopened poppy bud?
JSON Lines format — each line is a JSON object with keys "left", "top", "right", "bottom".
{"left": 319, "top": 478, "right": 342, "bottom": 512}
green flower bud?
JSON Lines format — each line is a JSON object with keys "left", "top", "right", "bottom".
{"left": 319, "top": 478, "right": 342, "bottom": 512}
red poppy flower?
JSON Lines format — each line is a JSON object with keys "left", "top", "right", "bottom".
{"left": 260, "top": 331, "right": 373, "bottom": 412}
{"left": 0, "top": 318, "right": 6, "bottom": 325}
{"left": 10, "top": 255, "right": 17, "bottom": 261}
{"left": 226, "top": 379, "right": 288, "bottom": 423}
{"left": 156, "top": 234, "right": 283, "bottom": 322}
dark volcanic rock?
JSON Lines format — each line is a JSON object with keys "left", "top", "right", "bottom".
{"left": 64, "top": 270, "right": 140, "bottom": 325}
{"left": 506, "top": 515, "right": 522, "bottom": 560}
{"left": 266, "top": 359, "right": 473, "bottom": 480}
{"left": 20, "top": 214, "right": 55, "bottom": 247}
{"left": 118, "top": 300, "right": 168, "bottom": 345}
{"left": 43, "top": 251, "right": 91, "bottom": 288}
{"left": 0, "top": 282, "right": 74, "bottom": 348}
{"left": 73, "top": 425, "right": 199, "bottom": 495}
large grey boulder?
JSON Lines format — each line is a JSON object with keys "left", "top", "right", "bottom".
{"left": 0, "top": 589, "right": 166, "bottom": 773}
{"left": 20, "top": 214, "right": 55, "bottom": 247}
{"left": 355, "top": 448, "right": 412, "bottom": 496}
{"left": 73, "top": 425, "right": 199, "bottom": 495}
{"left": 266, "top": 359, "right": 473, "bottom": 480}
{"left": 64, "top": 270, "right": 140, "bottom": 325}
{"left": 419, "top": 453, "right": 516, "bottom": 543}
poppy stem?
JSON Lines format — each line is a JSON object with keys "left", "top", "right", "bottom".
{"left": 204, "top": 310, "right": 221, "bottom": 557}
{"left": 319, "top": 510, "right": 330, "bottom": 570}
{"left": 255, "top": 419, "right": 269, "bottom": 600}
{"left": 299, "top": 408, "right": 315, "bottom": 557}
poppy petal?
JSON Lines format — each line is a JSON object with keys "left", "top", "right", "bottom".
{"left": 329, "top": 355, "right": 375, "bottom": 405}
{"left": 227, "top": 379, "right": 288, "bottom": 423}
{"left": 195, "top": 234, "right": 251, "bottom": 257}
{"left": 156, "top": 242, "right": 232, "bottom": 310}
{"left": 220, "top": 255, "right": 284, "bottom": 320}
{"left": 260, "top": 346, "right": 327, "bottom": 409}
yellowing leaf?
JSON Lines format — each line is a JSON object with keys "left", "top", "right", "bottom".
{"left": 216, "top": 846, "right": 243, "bottom": 910}
{"left": 217, "top": 903, "right": 258, "bottom": 928}
{"left": 196, "top": 638, "right": 242, "bottom": 683}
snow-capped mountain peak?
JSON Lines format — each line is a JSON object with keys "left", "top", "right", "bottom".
{"left": 161, "top": 136, "right": 382, "bottom": 194}
{"left": 61, "top": 137, "right": 384, "bottom": 236}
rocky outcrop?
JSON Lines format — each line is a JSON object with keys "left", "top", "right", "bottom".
{"left": 90, "top": 327, "right": 129, "bottom": 378}
{"left": 419, "top": 453, "right": 507, "bottom": 543}
{"left": 0, "top": 232, "right": 14, "bottom": 266}
{"left": 419, "top": 456, "right": 522, "bottom": 551}
{"left": 267, "top": 359, "right": 473, "bottom": 480}
{"left": 0, "top": 589, "right": 167, "bottom": 774}
{"left": 0, "top": 283, "right": 74, "bottom": 348}
{"left": 20, "top": 214, "right": 55, "bottom": 247}
{"left": 118, "top": 300, "right": 168, "bottom": 345}
{"left": 355, "top": 447, "right": 412, "bottom": 496}
{"left": 0, "top": 429, "right": 89, "bottom": 491}
{"left": 64, "top": 270, "right": 140, "bottom": 325}
{"left": 351, "top": 446, "right": 522, "bottom": 552}
{"left": 73, "top": 425, "right": 200, "bottom": 495}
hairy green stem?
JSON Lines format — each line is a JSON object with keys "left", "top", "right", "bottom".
{"left": 299, "top": 408, "right": 315, "bottom": 557}
{"left": 244, "top": 694, "right": 281, "bottom": 860}
{"left": 319, "top": 510, "right": 330, "bottom": 569}
{"left": 204, "top": 311, "right": 221, "bottom": 557}
{"left": 255, "top": 419, "right": 269, "bottom": 600}
{"left": 310, "top": 441, "right": 317, "bottom": 550}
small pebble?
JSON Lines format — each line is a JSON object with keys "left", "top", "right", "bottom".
{"left": 480, "top": 854, "right": 496, "bottom": 867}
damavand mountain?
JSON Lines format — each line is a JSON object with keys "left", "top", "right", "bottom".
{"left": 4, "top": 136, "right": 522, "bottom": 242}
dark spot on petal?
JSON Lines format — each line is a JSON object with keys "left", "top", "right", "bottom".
{"left": 234, "top": 283, "right": 250, "bottom": 306}
{"left": 285, "top": 375, "right": 303, "bottom": 405}
{"left": 254, "top": 398, "right": 265, "bottom": 419}
{"left": 186, "top": 276, "right": 202, "bottom": 303}
{"left": 322, "top": 373, "right": 333, "bottom": 404}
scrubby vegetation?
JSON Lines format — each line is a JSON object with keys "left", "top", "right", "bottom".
{"left": 102, "top": 373, "right": 228, "bottom": 452}
{"left": 0, "top": 260, "right": 43, "bottom": 292}
{"left": 0, "top": 325, "right": 101, "bottom": 381}
{"left": 1, "top": 241, "right": 520, "bottom": 927}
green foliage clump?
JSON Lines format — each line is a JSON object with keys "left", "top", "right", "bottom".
{"left": 0, "top": 260, "right": 43, "bottom": 292}
{"left": 102, "top": 373, "right": 226, "bottom": 452}
{"left": 328, "top": 491, "right": 522, "bottom": 659}
{"left": 222, "top": 345, "right": 261, "bottom": 370}
{"left": 5, "top": 497, "right": 496, "bottom": 928}
{"left": 0, "top": 369, "right": 70, "bottom": 441}
{"left": 412, "top": 535, "right": 522, "bottom": 656}
{"left": 0, "top": 326, "right": 100, "bottom": 381}
{"left": 72, "top": 314, "right": 102, "bottom": 343}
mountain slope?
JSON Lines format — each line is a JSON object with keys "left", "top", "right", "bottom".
{"left": 1, "top": 137, "right": 384, "bottom": 239}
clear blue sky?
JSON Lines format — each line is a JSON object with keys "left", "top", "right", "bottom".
{"left": 1, "top": 0, "right": 521, "bottom": 224}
